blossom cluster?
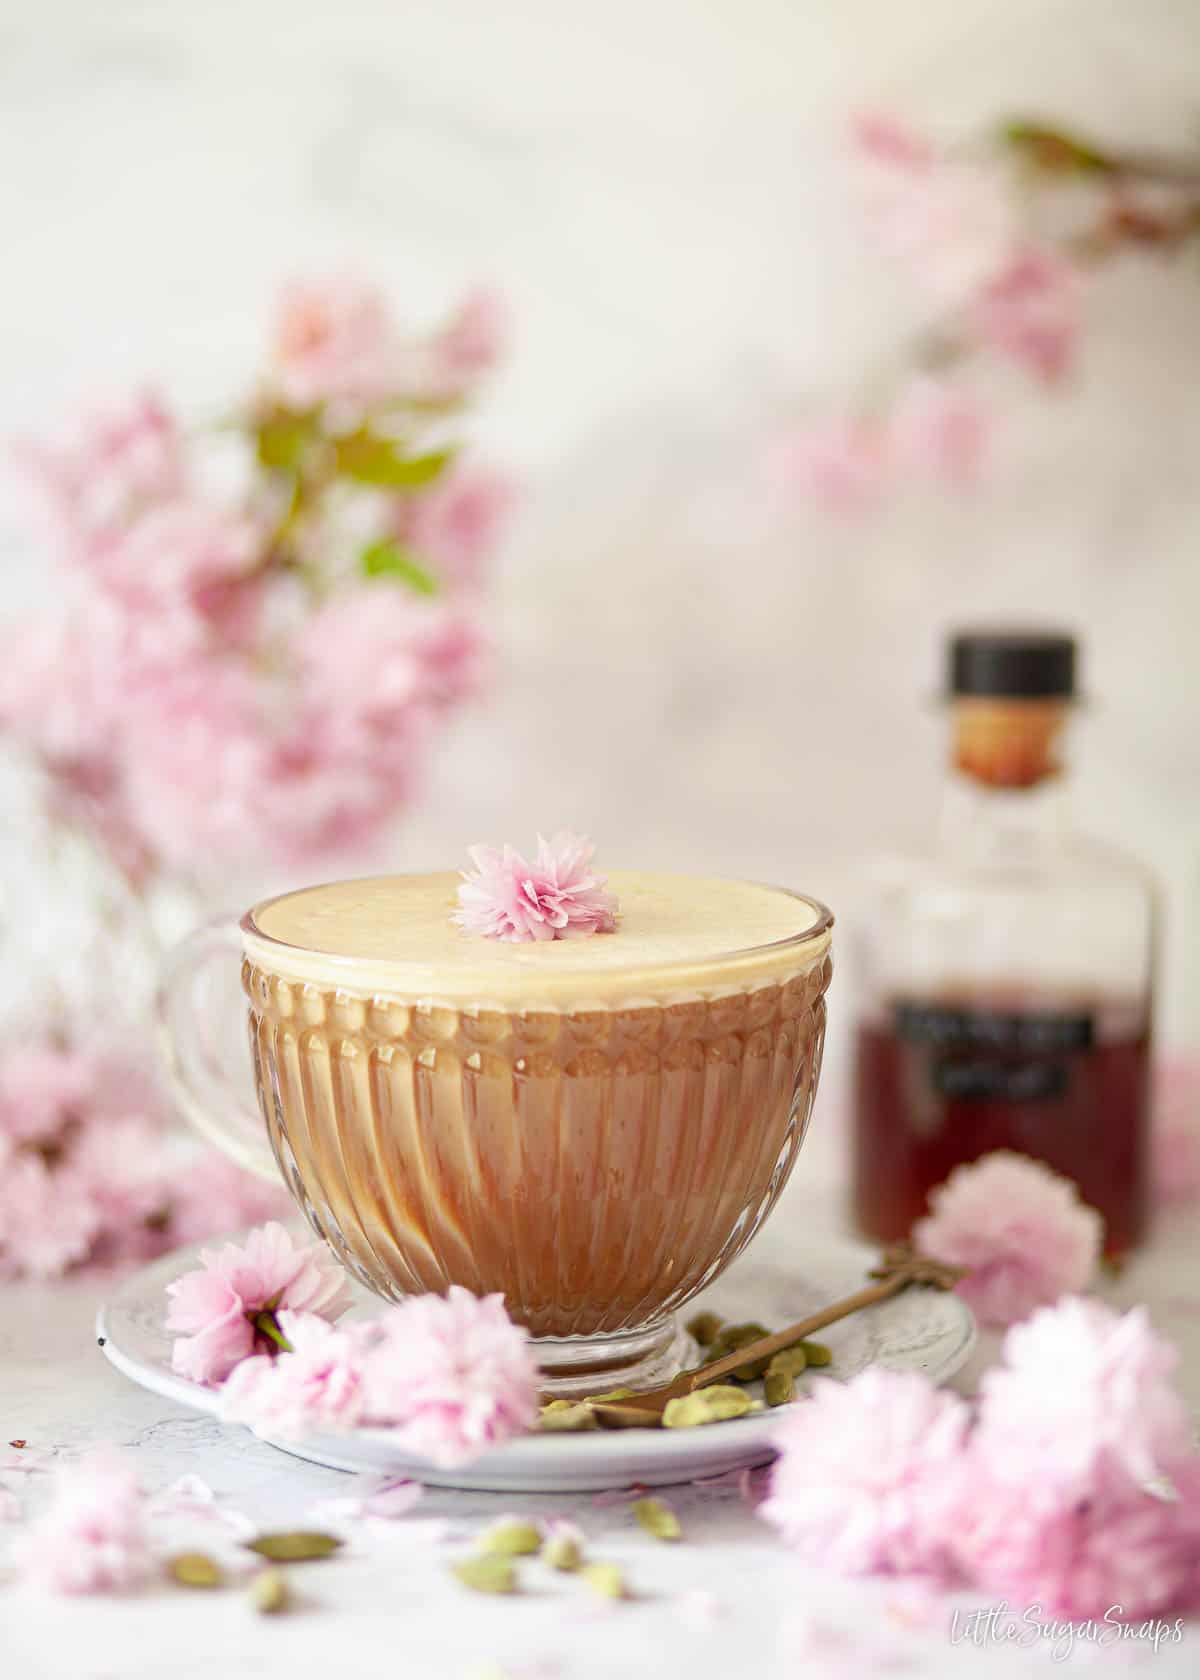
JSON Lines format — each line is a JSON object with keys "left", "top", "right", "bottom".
{"left": 762, "top": 1295, "right": 1200, "bottom": 1621}
{"left": 166, "top": 1224, "right": 540, "bottom": 1468}
{"left": 773, "top": 113, "right": 1200, "bottom": 513}
{"left": 453, "top": 831, "right": 619, "bottom": 942}
{"left": 0, "top": 277, "right": 513, "bottom": 888}
{"left": 0, "top": 1035, "right": 288, "bottom": 1280}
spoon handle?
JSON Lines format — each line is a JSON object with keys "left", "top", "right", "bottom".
{"left": 688, "top": 1273, "right": 906, "bottom": 1391}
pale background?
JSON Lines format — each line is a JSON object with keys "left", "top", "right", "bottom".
{"left": 1, "top": 0, "right": 1197, "bottom": 1080}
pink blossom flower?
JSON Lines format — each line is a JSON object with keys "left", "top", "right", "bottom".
{"left": 296, "top": 590, "right": 486, "bottom": 721}
{"left": 85, "top": 500, "right": 261, "bottom": 629}
{"left": 891, "top": 376, "right": 989, "bottom": 489}
{"left": 972, "top": 247, "right": 1080, "bottom": 382}
{"left": 168, "top": 1150, "right": 291, "bottom": 1248}
{"left": 221, "top": 1310, "right": 367, "bottom": 1440}
{"left": 165, "top": 1221, "right": 351, "bottom": 1385}
{"left": 766, "top": 418, "right": 890, "bottom": 516}
{"left": 850, "top": 110, "right": 933, "bottom": 171}
{"left": 454, "top": 832, "right": 619, "bottom": 944}
{"left": 427, "top": 288, "right": 509, "bottom": 395}
{"left": 0, "top": 1041, "right": 92, "bottom": 1145}
{"left": 914, "top": 1151, "right": 1102, "bottom": 1327}
{"left": 307, "top": 1475, "right": 424, "bottom": 1525}
{"left": 13, "top": 389, "right": 185, "bottom": 546}
{"left": 361, "top": 1286, "right": 540, "bottom": 1466}
{"left": 397, "top": 462, "right": 516, "bottom": 592}
{"left": 760, "top": 1370, "right": 970, "bottom": 1580}
{"left": 1153, "top": 1055, "right": 1200, "bottom": 1208}
{"left": 974, "top": 1296, "right": 1196, "bottom": 1493}
{"left": 16, "top": 1450, "right": 154, "bottom": 1595}
{"left": 954, "top": 1456, "right": 1200, "bottom": 1620}
{"left": 273, "top": 277, "right": 397, "bottom": 407}
{"left": 0, "top": 1150, "right": 104, "bottom": 1279}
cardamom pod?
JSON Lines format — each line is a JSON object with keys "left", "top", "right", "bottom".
{"left": 801, "top": 1340, "right": 833, "bottom": 1367}
{"left": 452, "top": 1555, "right": 517, "bottom": 1594}
{"left": 631, "top": 1497, "right": 681, "bottom": 1541}
{"left": 477, "top": 1519, "right": 543, "bottom": 1557}
{"left": 766, "top": 1345, "right": 808, "bottom": 1381}
{"left": 764, "top": 1368, "right": 795, "bottom": 1407}
{"left": 584, "top": 1386, "right": 636, "bottom": 1403}
{"left": 250, "top": 1568, "right": 290, "bottom": 1614}
{"left": 581, "top": 1562, "right": 626, "bottom": 1599}
{"left": 684, "top": 1310, "right": 724, "bottom": 1347}
{"left": 244, "top": 1531, "right": 342, "bottom": 1562}
{"left": 541, "top": 1532, "right": 583, "bottom": 1571}
{"left": 166, "top": 1552, "right": 223, "bottom": 1588}
{"left": 539, "top": 1403, "right": 600, "bottom": 1432}
{"left": 662, "top": 1385, "right": 757, "bottom": 1428}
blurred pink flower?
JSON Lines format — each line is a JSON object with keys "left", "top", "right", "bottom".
{"left": 16, "top": 1450, "right": 154, "bottom": 1596}
{"left": 914, "top": 1151, "right": 1102, "bottom": 1327}
{"left": 0, "top": 1149, "right": 104, "bottom": 1279}
{"left": 361, "top": 1286, "right": 540, "bottom": 1466}
{"left": 86, "top": 500, "right": 261, "bottom": 631}
{"left": 168, "top": 1151, "right": 292, "bottom": 1248}
{"left": 760, "top": 1370, "right": 969, "bottom": 1580}
{"left": 1153, "top": 1055, "right": 1200, "bottom": 1208}
{"left": 974, "top": 1296, "right": 1196, "bottom": 1494}
{"left": 427, "top": 288, "right": 509, "bottom": 395}
{"left": 454, "top": 831, "right": 618, "bottom": 944}
{"left": 767, "top": 417, "right": 890, "bottom": 515}
{"left": 166, "top": 1221, "right": 351, "bottom": 1386}
{"left": 221, "top": 1310, "right": 367, "bottom": 1441}
{"left": 972, "top": 246, "right": 1080, "bottom": 381}
{"left": 955, "top": 1454, "right": 1200, "bottom": 1621}
{"left": 13, "top": 389, "right": 185, "bottom": 546}
{"left": 850, "top": 110, "right": 933, "bottom": 171}
{"left": 66, "top": 1114, "right": 171, "bottom": 1252}
{"left": 891, "top": 376, "right": 989, "bottom": 489}
{"left": 273, "top": 276, "right": 397, "bottom": 407}
{"left": 398, "top": 462, "right": 516, "bottom": 592}
{"left": 0, "top": 1041, "right": 92, "bottom": 1145}
{"left": 296, "top": 589, "right": 485, "bottom": 722}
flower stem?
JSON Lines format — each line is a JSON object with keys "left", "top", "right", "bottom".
{"left": 251, "top": 1310, "right": 294, "bottom": 1354}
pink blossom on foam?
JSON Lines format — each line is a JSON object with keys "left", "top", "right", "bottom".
{"left": 891, "top": 376, "right": 989, "bottom": 489}
{"left": 221, "top": 1311, "right": 367, "bottom": 1441}
{"left": 1153, "top": 1055, "right": 1200, "bottom": 1208}
{"left": 974, "top": 1297, "right": 1196, "bottom": 1494}
{"left": 0, "top": 1150, "right": 104, "bottom": 1279}
{"left": 397, "top": 462, "right": 517, "bottom": 592}
{"left": 914, "top": 1151, "right": 1102, "bottom": 1328}
{"left": 13, "top": 389, "right": 184, "bottom": 546}
{"left": 759, "top": 1371, "right": 970, "bottom": 1580}
{"left": 454, "top": 831, "right": 618, "bottom": 944}
{"left": 361, "top": 1286, "right": 540, "bottom": 1467}
{"left": 766, "top": 417, "right": 889, "bottom": 516}
{"left": 273, "top": 276, "right": 397, "bottom": 408}
{"left": 972, "top": 246, "right": 1080, "bottom": 382}
{"left": 165, "top": 1221, "right": 351, "bottom": 1386}
{"left": 16, "top": 1450, "right": 154, "bottom": 1595}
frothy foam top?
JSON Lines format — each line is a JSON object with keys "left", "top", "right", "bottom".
{"left": 243, "top": 871, "right": 831, "bottom": 1003}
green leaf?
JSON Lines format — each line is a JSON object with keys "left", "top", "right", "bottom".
{"left": 336, "top": 431, "right": 455, "bottom": 489}
{"left": 360, "top": 539, "right": 439, "bottom": 594}
{"left": 256, "top": 412, "right": 317, "bottom": 472}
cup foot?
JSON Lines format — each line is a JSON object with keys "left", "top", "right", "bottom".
{"left": 534, "top": 1316, "right": 696, "bottom": 1400}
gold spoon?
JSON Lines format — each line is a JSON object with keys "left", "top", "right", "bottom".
{"left": 586, "top": 1245, "right": 966, "bottom": 1427}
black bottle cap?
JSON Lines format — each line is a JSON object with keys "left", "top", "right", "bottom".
{"left": 948, "top": 630, "right": 1076, "bottom": 700}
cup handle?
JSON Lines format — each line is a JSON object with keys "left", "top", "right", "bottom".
{"left": 156, "top": 917, "right": 280, "bottom": 1183}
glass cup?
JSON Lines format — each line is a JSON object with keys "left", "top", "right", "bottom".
{"left": 159, "top": 873, "right": 834, "bottom": 1394}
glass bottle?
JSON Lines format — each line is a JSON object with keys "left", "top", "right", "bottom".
{"left": 851, "top": 630, "right": 1156, "bottom": 1255}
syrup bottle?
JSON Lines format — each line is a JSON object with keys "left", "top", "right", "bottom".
{"left": 851, "top": 630, "right": 1155, "bottom": 1255}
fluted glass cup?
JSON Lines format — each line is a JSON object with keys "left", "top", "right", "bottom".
{"left": 159, "top": 873, "right": 834, "bottom": 1394}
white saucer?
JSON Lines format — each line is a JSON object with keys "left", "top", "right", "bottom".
{"left": 97, "top": 1233, "right": 975, "bottom": 1494}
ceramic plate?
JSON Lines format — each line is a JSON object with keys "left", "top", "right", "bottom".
{"left": 98, "top": 1232, "right": 975, "bottom": 1493}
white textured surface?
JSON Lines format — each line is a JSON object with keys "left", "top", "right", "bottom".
{"left": 1, "top": 3, "right": 1198, "bottom": 1058}
{"left": 2, "top": 1180, "right": 1199, "bottom": 1678}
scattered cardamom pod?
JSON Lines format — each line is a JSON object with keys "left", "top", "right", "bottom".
{"left": 631, "top": 1497, "right": 681, "bottom": 1541}
{"left": 477, "top": 1519, "right": 543, "bottom": 1557}
{"left": 541, "top": 1531, "right": 583, "bottom": 1571}
{"left": 766, "top": 1345, "right": 808, "bottom": 1381}
{"left": 584, "top": 1386, "right": 636, "bottom": 1403}
{"left": 244, "top": 1531, "right": 343, "bottom": 1562}
{"left": 685, "top": 1310, "right": 724, "bottom": 1347}
{"left": 250, "top": 1568, "right": 290, "bottom": 1615}
{"left": 801, "top": 1339, "right": 833, "bottom": 1367}
{"left": 539, "top": 1402, "right": 600, "bottom": 1433}
{"left": 764, "top": 1368, "right": 795, "bottom": 1407}
{"left": 452, "top": 1555, "right": 517, "bottom": 1595}
{"left": 662, "top": 1385, "right": 757, "bottom": 1428}
{"left": 707, "top": 1322, "right": 773, "bottom": 1380}
{"left": 580, "top": 1562, "right": 626, "bottom": 1600}
{"left": 166, "top": 1552, "right": 224, "bottom": 1589}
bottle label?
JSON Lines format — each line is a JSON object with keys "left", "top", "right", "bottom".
{"left": 894, "top": 1002, "right": 1094, "bottom": 1104}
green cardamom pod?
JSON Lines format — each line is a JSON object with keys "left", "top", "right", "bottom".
{"left": 800, "top": 1340, "right": 833, "bottom": 1367}
{"left": 581, "top": 1562, "right": 626, "bottom": 1599}
{"left": 662, "top": 1384, "right": 757, "bottom": 1428}
{"left": 584, "top": 1386, "right": 636, "bottom": 1403}
{"left": 250, "top": 1568, "right": 290, "bottom": 1614}
{"left": 244, "top": 1531, "right": 342, "bottom": 1562}
{"left": 631, "top": 1498, "right": 682, "bottom": 1541}
{"left": 541, "top": 1532, "right": 583, "bottom": 1571}
{"left": 766, "top": 1345, "right": 808, "bottom": 1381}
{"left": 764, "top": 1368, "right": 795, "bottom": 1407}
{"left": 166, "top": 1552, "right": 223, "bottom": 1589}
{"left": 540, "top": 1402, "right": 600, "bottom": 1432}
{"left": 477, "top": 1519, "right": 543, "bottom": 1557}
{"left": 684, "top": 1310, "right": 725, "bottom": 1346}
{"left": 452, "top": 1555, "right": 517, "bottom": 1594}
